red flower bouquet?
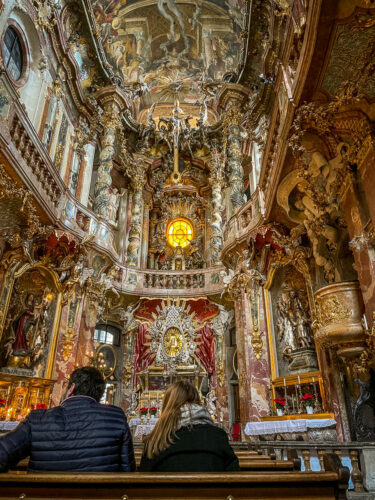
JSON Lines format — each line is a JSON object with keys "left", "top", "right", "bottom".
{"left": 36, "top": 403, "right": 47, "bottom": 410}
{"left": 140, "top": 407, "right": 148, "bottom": 415}
{"left": 274, "top": 397, "right": 286, "bottom": 410}
{"left": 299, "top": 393, "right": 314, "bottom": 410}
{"left": 0, "top": 399, "right": 7, "bottom": 408}
{"left": 149, "top": 406, "right": 157, "bottom": 416}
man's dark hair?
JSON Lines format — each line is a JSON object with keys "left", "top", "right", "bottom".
{"left": 68, "top": 366, "right": 105, "bottom": 402}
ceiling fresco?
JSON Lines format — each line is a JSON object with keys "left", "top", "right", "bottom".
{"left": 90, "top": 0, "right": 247, "bottom": 106}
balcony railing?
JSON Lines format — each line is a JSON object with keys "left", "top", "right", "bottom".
{"left": 222, "top": 188, "right": 263, "bottom": 258}
{"left": 246, "top": 441, "right": 372, "bottom": 495}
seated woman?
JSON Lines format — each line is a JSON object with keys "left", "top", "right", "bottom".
{"left": 139, "top": 380, "right": 239, "bottom": 472}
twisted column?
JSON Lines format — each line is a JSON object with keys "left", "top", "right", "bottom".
{"left": 93, "top": 105, "right": 120, "bottom": 218}
{"left": 92, "top": 87, "right": 127, "bottom": 218}
{"left": 127, "top": 160, "right": 146, "bottom": 267}
{"left": 218, "top": 84, "right": 249, "bottom": 215}
{"left": 209, "top": 147, "right": 225, "bottom": 265}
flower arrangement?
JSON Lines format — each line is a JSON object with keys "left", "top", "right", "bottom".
{"left": 299, "top": 393, "right": 315, "bottom": 410}
{"left": 0, "top": 399, "right": 7, "bottom": 408}
{"left": 140, "top": 407, "right": 148, "bottom": 415}
{"left": 36, "top": 403, "right": 47, "bottom": 410}
{"left": 149, "top": 406, "right": 157, "bottom": 417}
{"left": 274, "top": 397, "right": 286, "bottom": 410}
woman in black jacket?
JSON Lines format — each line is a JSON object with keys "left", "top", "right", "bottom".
{"left": 139, "top": 380, "right": 239, "bottom": 472}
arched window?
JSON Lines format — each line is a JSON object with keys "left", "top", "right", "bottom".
{"left": 94, "top": 324, "right": 120, "bottom": 346}
{"left": 3, "top": 26, "right": 24, "bottom": 81}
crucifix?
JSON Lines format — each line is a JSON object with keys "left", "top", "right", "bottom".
{"left": 159, "top": 100, "right": 191, "bottom": 184}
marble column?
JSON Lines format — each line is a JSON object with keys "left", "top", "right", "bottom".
{"left": 127, "top": 167, "right": 146, "bottom": 267}
{"left": 141, "top": 203, "right": 150, "bottom": 269}
{"left": 78, "top": 142, "right": 96, "bottom": 206}
{"left": 209, "top": 148, "right": 225, "bottom": 266}
{"left": 117, "top": 188, "right": 129, "bottom": 262}
{"left": 218, "top": 84, "right": 249, "bottom": 215}
{"left": 229, "top": 272, "right": 272, "bottom": 431}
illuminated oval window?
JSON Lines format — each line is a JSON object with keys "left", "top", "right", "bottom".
{"left": 167, "top": 218, "right": 193, "bottom": 248}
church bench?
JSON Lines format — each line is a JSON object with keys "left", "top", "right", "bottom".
{"left": 12, "top": 454, "right": 285, "bottom": 472}
{"left": 0, "top": 461, "right": 350, "bottom": 500}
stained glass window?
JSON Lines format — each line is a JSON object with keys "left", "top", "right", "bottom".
{"left": 167, "top": 218, "right": 193, "bottom": 248}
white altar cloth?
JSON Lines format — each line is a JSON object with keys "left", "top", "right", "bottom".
{"left": 134, "top": 424, "right": 156, "bottom": 439}
{"left": 0, "top": 421, "right": 19, "bottom": 431}
{"left": 244, "top": 418, "right": 336, "bottom": 436}
{"left": 129, "top": 417, "right": 158, "bottom": 428}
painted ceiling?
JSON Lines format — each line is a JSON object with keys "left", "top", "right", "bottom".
{"left": 90, "top": 0, "right": 247, "bottom": 111}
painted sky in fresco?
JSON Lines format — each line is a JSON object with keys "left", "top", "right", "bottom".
{"left": 90, "top": 0, "right": 247, "bottom": 103}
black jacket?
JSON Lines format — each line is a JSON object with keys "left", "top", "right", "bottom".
{"left": 139, "top": 424, "right": 239, "bottom": 472}
{"left": 0, "top": 395, "right": 136, "bottom": 472}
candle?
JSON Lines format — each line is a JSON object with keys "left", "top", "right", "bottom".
{"left": 312, "top": 377, "right": 315, "bottom": 383}
{"left": 298, "top": 375, "right": 301, "bottom": 385}
{"left": 363, "top": 314, "right": 368, "bottom": 330}
{"left": 283, "top": 378, "right": 286, "bottom": 388}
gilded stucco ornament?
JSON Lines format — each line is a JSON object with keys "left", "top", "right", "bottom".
{"left": 277, "top": 143, "right": 351, "bottom": 283}
{"left": 149, "top": 301, "right": 198, "bottom": 370}
{"left": 315, "top": 295, "right": 351, "bottom": 328}
{"left": 314, "top": 281, "right": 365, "bottom": 353}
{"left": 33, "top": 0, "right": 60, "bottom": 31}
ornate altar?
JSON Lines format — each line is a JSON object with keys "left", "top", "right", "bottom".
{"left": 130, "top": 299, "right": 213, "bottom": 420}
{"left": 0, "top": 374, "right": 54, "bottom": 421}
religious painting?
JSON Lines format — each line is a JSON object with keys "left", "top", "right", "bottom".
{"left": 0, "top": 267, "right": 60, "bottom": 378}
{"left": 266, "top": 265, "right": 317, "bottom": 377}
{"left": 89, "top": 0, "right": 247, "bottom": 104}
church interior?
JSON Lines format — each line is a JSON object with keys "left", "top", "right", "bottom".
{"left": 0, "top": 0, "right": 375, "bottom": 497}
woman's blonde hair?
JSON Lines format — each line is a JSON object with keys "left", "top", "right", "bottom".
{"left": 143, "top": 379, "right": 201, "bottom": 459}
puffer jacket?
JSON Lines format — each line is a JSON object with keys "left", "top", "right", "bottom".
{"left": 0, "top": 395, "right": 136, "bottom": 472}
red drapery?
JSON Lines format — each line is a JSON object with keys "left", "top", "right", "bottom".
{"left": 195, "top": 324, "right": 215, "bottom": 376}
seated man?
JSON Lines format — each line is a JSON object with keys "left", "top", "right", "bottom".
{"left": 0, "top": 366, "right": 136, "bottom": 472}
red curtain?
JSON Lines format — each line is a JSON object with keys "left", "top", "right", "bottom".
{"left": 195, "top": 324, "right": 215, "bottom": 376}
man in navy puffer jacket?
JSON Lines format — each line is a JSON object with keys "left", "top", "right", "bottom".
{"left": 0, "top": 366, "right": 136, "bottom": 472}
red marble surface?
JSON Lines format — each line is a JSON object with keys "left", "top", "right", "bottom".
{"left": 50, "top": 296, "right": 85, "bottom": 406}
{"left": 234, "top": 288, "right": 272, "bottom": 430}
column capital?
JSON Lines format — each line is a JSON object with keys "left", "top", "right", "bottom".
{"left": 94, "top": 85, "right": 129, "bottom": 113}
{"left": 217, "top": 83, "right": 250, "bottom": 113}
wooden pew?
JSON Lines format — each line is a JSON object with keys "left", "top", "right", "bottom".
{"left": 13, "top": 452, "right": 293, "bottom": 473}
{"left": 0, "top": 456, "right": 350, "bottom": 500}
